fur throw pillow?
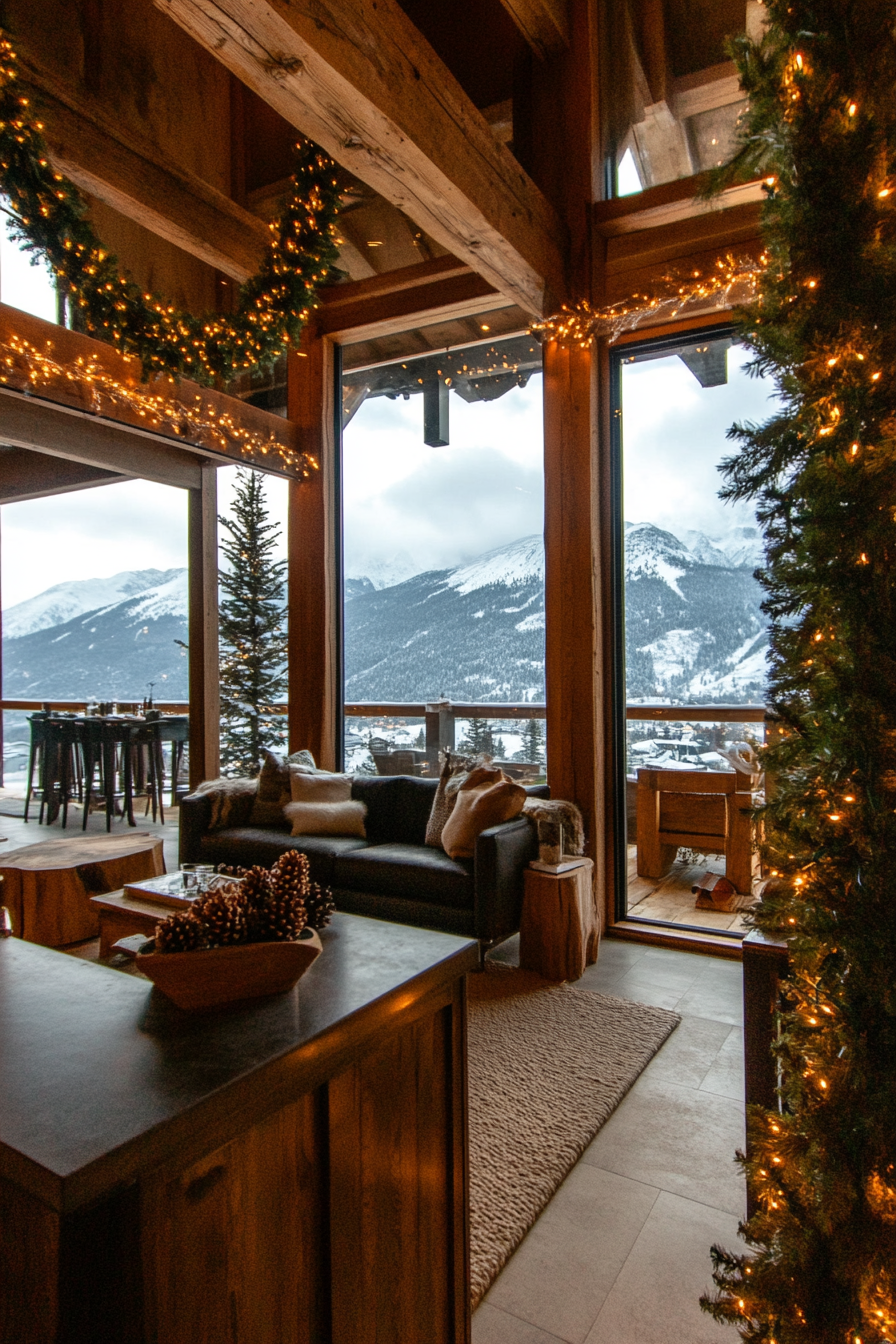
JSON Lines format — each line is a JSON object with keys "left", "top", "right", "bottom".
{"left": 425, "top": 750, "right": 492, "bottom": 847}
{"left": 289, "top": 767, "right": 352, "bottom": 803}
{"left": 441, "top": 765, "right": 526, "bottom": 860}
{"left": 250, "top": 748, "right": 319, "bottom": 825}
{"left": 284, "top": 799, "right": 367, "bottom": 837}
{"left": 195, "top": 777, "right": 257, "bottom": 831}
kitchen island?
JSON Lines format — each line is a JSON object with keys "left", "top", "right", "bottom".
{"left": 0, "top": 913, "right": 478, "bottom": 1344}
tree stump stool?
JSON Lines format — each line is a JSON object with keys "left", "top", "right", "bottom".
{"left": 519, "top": 859, "right": 598, "bottom": 981}
{"left": 0, "top": 833, "right": 165, "bottom": 948}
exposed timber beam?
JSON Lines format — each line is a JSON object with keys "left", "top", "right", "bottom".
{"left": 154, "top": 0, "right": 567, "bottom": 315}
{"left": 0, "top": 303, "right": 306, "bottom": 478}
{"left": 318, "top": 256, "right": 504, "bottom": 342}
{"left": 498, "top": 0, "right": 569, "bottom": 58}
{"left": 0, "top": 446, "right": 127, "bottom": 504}
{"left": 593, "top": 173, "right": 764, "bottom": 237}
{"left": 20, "top": 60, "right": 269, "bottom": 282}
{"left": 0, "top": 389, "right": 204, "bottom": 491}
{"left": 669, "top": 61, "right": 744, "bottom": 120}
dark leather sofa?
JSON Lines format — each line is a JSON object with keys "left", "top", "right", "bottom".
{"left": 180, "top": 773, "right": 549, "bottom": 943}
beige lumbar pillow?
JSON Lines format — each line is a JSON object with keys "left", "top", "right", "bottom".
{"left": 284, "top": 800, "right": 367, "bottom": 837}
{"left": 440, "top": 766, "right": 526, "bottom": 859}
{"left": 289, "top": 766, "right": 352, "bottom": 804}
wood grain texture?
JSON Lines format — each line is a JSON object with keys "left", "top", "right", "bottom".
{"left": 519, "top": 859, "right": 599, "bottom": 981}
{"left": 154, "top": 0, "right": 566, "bottom": 313}
{"left": 318, "top": 258, "right": 502, "bottom": 342}
{"left": 543, "top": 341, "right": 604, "bottom": 921}
{"left": 0, "top": 303, "right": 306, "bottom": 479}
{"left": 498, "top": 0, "right": 570, "bottom": 58}
{"left": 24, "top": 69, "right": 268, "bottom": 282}
{"left": 288, "top": 331, "right": 339, "bottom": 770}
{"left": 188, "top": 465, "right": 221, "bottom": 787}
{"left": 0, "top": 833, "right": 164, "bottom": 947}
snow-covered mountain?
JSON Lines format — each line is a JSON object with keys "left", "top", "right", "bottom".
{"left": 2, "top": 570, "right": 189, "bottom": 700}
{"left": 2, "top": 568, "right": 185, "bottom": 639}
{"left": 0, "top": 519, "right": 769, "bottom": 710}
{"left": 346, "top": 524, "right": 768, "bottom": 704}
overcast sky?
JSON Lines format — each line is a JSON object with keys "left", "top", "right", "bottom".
{"left": 622, "top": 343, "right": 777, "bottom": 537}
{"left": 0, "top": 219, "right": 779, "bottom": 609}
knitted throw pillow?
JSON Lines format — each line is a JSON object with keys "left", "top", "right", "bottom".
{"left": 424, "top": 750, "right": 492, "bottom": 847}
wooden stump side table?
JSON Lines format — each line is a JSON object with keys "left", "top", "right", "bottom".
{"left": 0, "top": 833, "right": 165, "bottom": 947}
{"left": 519, "top": 858, "right": 598, "bottom": 982}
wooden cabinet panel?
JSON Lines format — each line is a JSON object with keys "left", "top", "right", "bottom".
{"left": 141, "top": 1091, "right": 329, "bottom": 1344}
{"left": 329, "top": 998, "right": 464, "bottom": 1344}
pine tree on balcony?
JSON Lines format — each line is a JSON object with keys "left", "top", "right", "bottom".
{"left": 515, "top": 718, "right": 546, "bottom": 766}
{"left": 218, "top": 469, "right": 287, "bottom": 776}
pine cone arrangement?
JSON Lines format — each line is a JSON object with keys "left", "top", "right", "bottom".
{"left": 155, "top": 910, "right": 208, "bottom": 953}
{"left": 304, "top": 882, "right": 335, "bottom": 930}
{"left": 153, "top": 852, "right": 333, "bottom": 952}
{"left": 194, "top": 887, "right": 250, "bottom": 947}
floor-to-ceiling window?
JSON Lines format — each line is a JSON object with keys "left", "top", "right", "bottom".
{"left": 340, "top": 332, "right": 547, "bottom": 779}
{"left": 613, "top": 327, "right": 777, "bottom": 935}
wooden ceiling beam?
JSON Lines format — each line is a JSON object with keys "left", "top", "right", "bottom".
{"left": 318, "top": 256, "right": 503, "bottom": 341}
{"left": 154, "top": 0, "right": 567, "bottom": 315}
{"left": 21, "top": 61, "right": 269, "bottom": 282}
{"left": 497, "top": 0, "right": 570, "bottom": 59}
{"left": 0, "top": 303, "right": 304, "bottom": 480}
{"left": 0, "top": 447, "right": 127, "bottom": 504}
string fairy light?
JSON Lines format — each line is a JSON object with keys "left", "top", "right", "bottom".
{"left": 0, "top": 29, "right": 342, "bottom": 385}
{"left": 530, "top": 253, "right": 764, "bottom": 348}
{"left": 0, "top": 334, "right": 317, "bottom": 476}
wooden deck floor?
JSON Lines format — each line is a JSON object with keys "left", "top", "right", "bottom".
{"left": 626, "top": 845, "right": 755, "bottom": 935}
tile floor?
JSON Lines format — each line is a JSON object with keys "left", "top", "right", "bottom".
{"left": 477, "top": 937, "right": 744, "bottom": 1344}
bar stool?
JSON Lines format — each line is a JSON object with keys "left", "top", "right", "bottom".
{"left": 24, "top": 713, "right": 49, "bottom": 823}
{"left": 39, "top": 719, "right": 83, "bottom": 828}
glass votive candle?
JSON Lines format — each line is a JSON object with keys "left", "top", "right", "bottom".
{"left": 537, "top": 819, "right": 564, "bottom": 866}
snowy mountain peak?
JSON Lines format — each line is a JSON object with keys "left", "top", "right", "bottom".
{"left": 447, "top": 535, "right": 544, "bottom": 595}
{"left": 126, "top": 570, "right": 189, "bottom": 622}
{"left": 2, "top": 568, "right": 186, "bottom": 639}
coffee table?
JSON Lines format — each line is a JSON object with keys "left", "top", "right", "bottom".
{"left": 91, "top": 888, "right": 182, "bottom": 956}
{"left": 0, "top": 833, "right": 165, "bottom": 947}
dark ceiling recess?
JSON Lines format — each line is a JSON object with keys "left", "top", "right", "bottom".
{"left": 395, "top": 0, "right": 524, "bottom": 108}
{"left": 663, "top": 0, "right": 746, "bottom": 77}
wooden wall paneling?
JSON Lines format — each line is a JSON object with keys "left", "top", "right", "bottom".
{"left": 141, "top": 1091, "right": 329, "bottom": 1344}
{"left": 154, "top": 0, "right": 566, "bottom": 315}
{"left": 188, "top": 463, "right": 220, "bottom": 787}
{"left": 287, "top": 330, "right": 339, "bottom": 770}
{"left": 604, "top": 200, "right": 763, "bottom": 282}
{"left": 318, "top": 258, "right": 503, "bottom": 344}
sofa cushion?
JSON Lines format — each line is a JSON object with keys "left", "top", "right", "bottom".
{"left": 441, "top": 767, "right": 527, "bottom": 859}
{"left": 285, "top": 799, "right": 367, "bottom": 837}
{"left": 197, "top": 827, "right": 369, "bottom": 885}
{"left": 333, "top": 843, "right": 473, "bottom": 910}
{"left": 350, "top": 775, "right": 437, "bottom": 847}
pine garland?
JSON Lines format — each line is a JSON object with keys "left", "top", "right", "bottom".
{"left": 698, "top": 4, "right": 896, "bottom": 1341}
{"left": 0, "top": 29, "right": 341, "bottom": 384}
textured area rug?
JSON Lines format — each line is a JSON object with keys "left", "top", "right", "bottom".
{"left": 467, "top": 964, "right": 680, "bottom": 1306}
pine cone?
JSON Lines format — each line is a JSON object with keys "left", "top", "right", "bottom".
{"left": 304, "top": 882, "right": 335, "bottom": 930}
{"left": 155, "top": 910, "right": 208, "bottom": 953}
{"left": 195, "top": 888, "right": 250, "bottom": 947}
{"left": 272, "top": 849, "right": 311, "bottom": 899}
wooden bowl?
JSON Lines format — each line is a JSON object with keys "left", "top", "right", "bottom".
{"left": 136, "top": 930, "right": 322, "bottom": 1010}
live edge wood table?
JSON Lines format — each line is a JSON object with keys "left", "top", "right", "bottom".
{"left": 0, "top": 833, "right": 165, "bottom": 947}
{"left": 0, "top": 914, "right": 478, "bottom": 1344}
{"left": 519, "top": 858, "right": 599, "bottom": 982}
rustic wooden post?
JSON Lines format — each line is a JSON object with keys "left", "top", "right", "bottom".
{"left": 287, "top": 325, "right": 340, "bottom": 771}
{"left": 187, "top": 462, "right": 220, "bottom": 788}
